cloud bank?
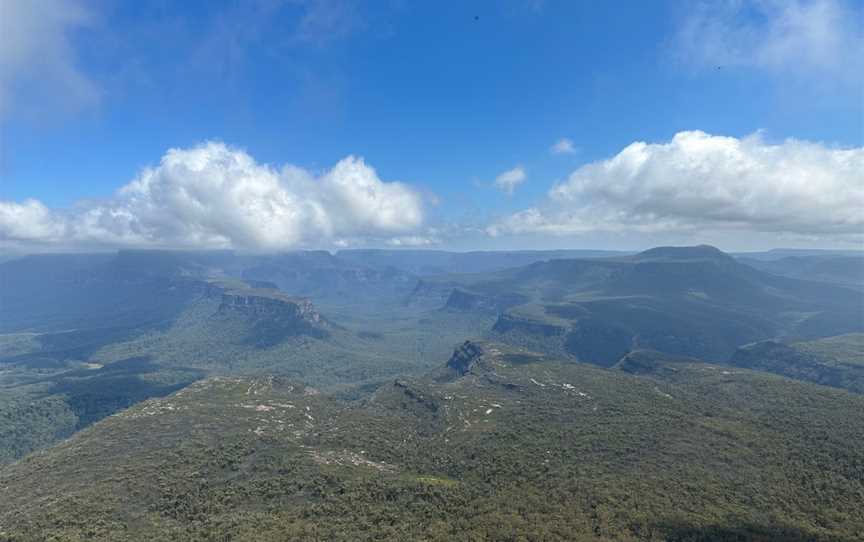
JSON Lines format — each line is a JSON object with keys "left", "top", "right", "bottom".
{"left": 489, "top": 131, "right": 863, "bottom": 242}
{"left": 3, "top": 134, "right": 861, "bottom": 251}
{"left": 0, "top": 142, "right": 425, "bottom": 250}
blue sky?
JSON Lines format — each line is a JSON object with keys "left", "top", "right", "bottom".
{"left": 1, "top": 0, "right": 862, "bottom": 251}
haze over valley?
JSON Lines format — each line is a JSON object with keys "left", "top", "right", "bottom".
{"left": 1, "top": 0, "right": 862, "bottom": 540}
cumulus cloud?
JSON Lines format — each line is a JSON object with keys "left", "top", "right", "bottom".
{"left": 550, "top": 138, "right": 577, "bottom": 155}
{"left": 494, "top": 166, "right": 527, "bottom": 195}
{"left": 488, "top": 131, "right": 864, "bottom": 242}
{"left": 0, "top": 0, "right": 98, "bottom": 118}
{"left": 673, "top": 0, "right": 864, "bottom": 82}
{"left": 0, "top": 142, "right": 425, "bottom": 250}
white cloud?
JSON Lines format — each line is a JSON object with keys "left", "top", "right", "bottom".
{"left": 673, "top": 0, "right": 864, "bottom": 82}
{"left": 488, "top": 131, "right": 864, "bottom": 242}
{"left": 0, "top": 199, "right": 65, "bottom": 241}
{"left": 0, "top": 142, "right": 425, "bottom": 250}
{"left": 550, "top": 138, "right": 577, "bottom": 155}
{"left": 0, "top": 0, "right": 98, "bottom": 118}
{"left": 493, "top": 166, "right": 527, "bottom": 195}
{"left": 385, "top": 235, "right": 438, "bottom": 247}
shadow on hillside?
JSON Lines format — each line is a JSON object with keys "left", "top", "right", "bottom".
{"left": 656, "top": 520, "right": 840, "bottom": 542}
{"left": 46, "top": 356, "right": 204, "bottom": 428}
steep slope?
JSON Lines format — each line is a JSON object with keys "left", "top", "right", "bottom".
{"left": 729, "top": 333, "right": 864, "bottom": 394}
{"left": 1, "top": 343, "right": 862, "bottom": 541}
{"left": 52, "top": 279, "right": 431, "bottom": 385}
{"left": 0, "top": 278, "right": 332, "bottom": 370}
{"left": 0, "top": 278, "right": 397, "bottom": 465}
{"left": 0, "top": 251, "right": 501, "bottom": 465}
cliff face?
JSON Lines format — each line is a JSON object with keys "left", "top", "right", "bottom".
{"left": 445, "top": 340, "right": 485, "bottom": 376}
{"left": 208, "top": 285, "right": 329, "bottom": 346}
{"left": 218, "top": 290, "right": 323, "bottom": 325}
{"left": 487, "top": 313, "right": 570, "bottom": 359}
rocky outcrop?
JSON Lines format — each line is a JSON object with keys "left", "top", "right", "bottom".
{"left": 445, "top": 341, "right": 485, "bottom": 376}
{"left": 218, "top": 290, "right": 323, "bottom": 325}
{"left": 487, "top": 313, "right": 570, "bottom": 358}
{"left": 211, "top": 287, "right": 329, "bottom": 346}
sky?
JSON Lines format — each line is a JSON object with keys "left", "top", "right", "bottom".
{"left": 0, "top": 0, "right": 862, "bottom": 253}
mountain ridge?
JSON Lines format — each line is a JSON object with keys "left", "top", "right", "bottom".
{"left": 1, "top": 343, "right": 862, "bottom": 541}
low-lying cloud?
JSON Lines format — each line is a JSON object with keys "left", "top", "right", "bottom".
{"left": 489, "top": 131, "right": 863, "bottom": 242}
{"left": 0, "top": 142, "right": 425, "bottom": 250}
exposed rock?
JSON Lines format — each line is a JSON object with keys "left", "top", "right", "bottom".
{"left": 208, "top": 286, "right": 330, "bottom": 346}
{"left": 218, "top": 290, "right": 323, "bottom": 325}
{"left": 446, "top": 341, "right": 485, "bottom": 376}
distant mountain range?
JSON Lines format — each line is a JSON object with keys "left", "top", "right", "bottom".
{"left": 0, "top": 245, "right": 862, "bottom": 541}
{"left": 422, "top": 245, "right": 863, "bottom": 364}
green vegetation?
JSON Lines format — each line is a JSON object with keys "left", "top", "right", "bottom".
{"left": 1, "top": 343, "right": 862, "bottom": 541}
{"left": 0, "top": 255, "right": 493, "bottom": 463}
{"left": 795, "top": 333, "right": 864, "bottom": 366}
{"left": 729, "top": 333, "right": 864, "bottom": 393}
{"left": 0, "top": 394, "right": 76, "bottom": 465}
{"left": 0, "top": 357, "right": 201, "bottom": 465}
{"left": 1, "top": 247, "right": 862, "bottom": 540}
